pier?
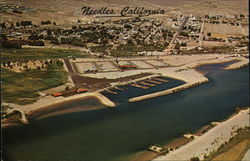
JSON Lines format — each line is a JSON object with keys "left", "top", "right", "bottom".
{"left": 113, "top": 86, "right": 124, "bottom": 91}
{"left": 139, "top": 82, "right": 156, "bottom": 87}
{"left": 153, "top": 77, "right": 169, "bottom": 83}
{"left": 94, "top": 92, "right": 116, "bottom": 107}
{"left": 130, "top": 83, "right": 149, "bottom": 89}
{"left": 147, "top": 79, "right": 162, "bottom": 84}
{"left": 105, "top": 89, "right": 117, "bottom": 94}
{"left": 129, "top": 79, "right": 209, "bottom": 102}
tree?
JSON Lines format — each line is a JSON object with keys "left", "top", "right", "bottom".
{"left": 174, "top": 43, "right": 180, "bottom": 49}
{"left": 180, "top": 31, "right": 188, "bottom": 37}
{"left": 2, "top": 40, "right": 27, "bottom": 49}
{"left": 207, "top": 32, "right": 212, "bottom": 36}
{"left": 29, "top": 34, "right": 40, "bottom": 40}
{"left": 13, "top": 9, "right": 22, "bottom": 14}
{"left": 50, "top": 37, "right": 60, "bottom": 45}
{"left": 41, "top": 20, "right": 52, "bottom": 25}
{"left": 0, "top": 23, "right": 6, "bottom": 29}
{"left": 240, "top": 14, "right": 245, "bottom": 18}
{"left": 0, "top": 34, "right": 7, "bottom": 40}
{"left": 28, "top": 40, "right": 45, "bottom": 46}
{"left": 180, "top": 42, "right": 187, "bottom": 46}
{"left": 190, "top": 156, "right": 200, "bottom": 161}
{"left": 20, "top": 21, "right": 32, "bottom": 27}
{"left": 124, "top": 24, "right": 132, "bottom": 30}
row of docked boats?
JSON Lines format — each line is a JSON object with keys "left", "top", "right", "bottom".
{"left": 130, "top": 77, "right": 169, "bottom": 89}
{"left": 103, "top": 77, "right": 169, "bottom": 95}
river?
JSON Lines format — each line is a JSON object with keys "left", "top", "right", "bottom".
{"left": 2, "top": 64, "right": 249, "bottom": 161}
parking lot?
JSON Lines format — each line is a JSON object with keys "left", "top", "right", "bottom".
{"left": 70, "top": 59, "right": 170, "bottom": 74}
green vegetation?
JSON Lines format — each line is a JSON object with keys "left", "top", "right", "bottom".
{"left": 89, "top": 45, "right": 112, "bottom": 55}
{"left": 110, "top": 43, "right": 167, "bottom": 56}
{"left": 2, "top": 63, "right": 68, "bottom": 105}
{"left": 1, "top": 48, "right": 86, "bottom": 61}
{"left": 190, "top": 156, "right": 200, "bottom": 161}
{"left": 204, "top": 127, "right": 250, "bottom": 161}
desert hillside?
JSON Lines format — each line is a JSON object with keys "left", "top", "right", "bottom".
{"left": 0, "top": 0, "right": 248, "bottom": 25}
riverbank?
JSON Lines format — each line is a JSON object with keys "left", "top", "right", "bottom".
{"left": 151, "top": 108, "right": 249, "bottom": 161}
{"left": 130, "top": 108, "right": 249, "bottom": 161}
{"left": 211, "top": 138, "right": 250, "bottom": 161}
{"left": 129, "top": 80, "right": 208, "bottom": 102}
{"left": 2, "top": 91, "right": 115, "bottom": 128}
{"left": 224, "top": 58, "right": 249, "bottom": 70}
{"left": 126, "top": 57, "right": 248, "bottom": 103}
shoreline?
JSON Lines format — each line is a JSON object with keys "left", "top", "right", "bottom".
{"left": 129, "top": 80, "right": 208, "bottom": 102}
{"left": 1, "top": 92, "right": 115, "bottom": 128}
{"left": 131, "top": 107, "right": 249, "bottom": 161}
{"left": 152, "top": 108, "right": 250, "bottom": 161}
{"left": 128, "top": 59, "right": 248, "bottom": 103}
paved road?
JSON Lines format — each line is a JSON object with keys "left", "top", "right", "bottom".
{"left": 171, "top": 16, "right": 189, "bottom": 44}
{"left": 198, "top": 20, "right": 205, "bottom": 46}
{"left": 165, "top": 16, "right": 189, "bottom": 54}
{"left": 64, "top": 58, "right": 75, "bottom": 74}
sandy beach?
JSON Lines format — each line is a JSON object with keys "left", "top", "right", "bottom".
{"left": 224, "top": 58, "right": 249, "bottom": 70}
{"left": 2, "top": 91, "right": 116, "bottom": 127}
{"left": 15, "top": 91, "right": 115, "bottom": 114}
{"left": 153, "top": 108, "right": 250, "bottom": 161}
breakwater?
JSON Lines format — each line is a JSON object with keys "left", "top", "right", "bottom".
{"left": 129, "top": 79, "right": 209, "bottom": 102}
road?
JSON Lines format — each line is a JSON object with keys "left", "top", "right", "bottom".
{"left": 165, "top": 16, "right": 189, "bottom": 54}
{"left": 198, "top": 19, "right": 205, "bottom": 46}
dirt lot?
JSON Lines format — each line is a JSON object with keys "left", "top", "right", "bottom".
{"left": 70, "top": 73, "right": 152, "bottom": 90}
{"left": 212, "top": 139, "right": 250, "bottom": 161}
{"left": 204, "top": 24, "right": 245, "bottom": 37}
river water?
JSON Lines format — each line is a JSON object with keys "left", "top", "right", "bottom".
{"left": 2, "top": 64, "right": 249, "bottom": 161}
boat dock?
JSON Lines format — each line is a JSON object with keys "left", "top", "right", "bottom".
{"left": 105, "top": 89, "right": 117, "bottom": 94}
{"left": 130, "top": 83, "right": 149, "bottom": 89}
{"left": 139, "top": 82, "right": 156, "bottom": 87}
{"left": 153, "top": 77, "right": 169, "bottom": 83}
{"left": 113, "top": 86, "right": 124, "bottom": 91}
{"left": 147, "top": 79, "right": 162, "bottom": 84}
{"left": 129, "top": 79, "right": 209, "bottom": 103}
